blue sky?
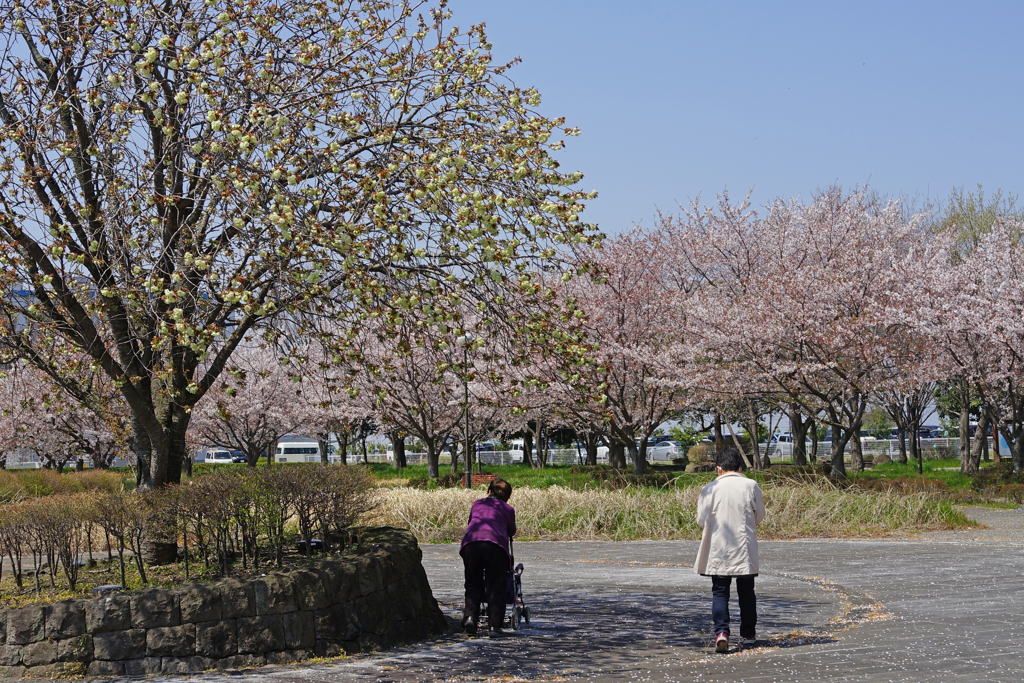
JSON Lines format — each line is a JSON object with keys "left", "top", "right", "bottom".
{"left": 449, "top": 0, "right": 1024, "bottom": 233}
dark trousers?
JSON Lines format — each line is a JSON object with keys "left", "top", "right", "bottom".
{"left": 461, "top": 541, "right": 509, "bottom": 628}
{"left": 712, "top": 575, "right": 756, "bottom": 638}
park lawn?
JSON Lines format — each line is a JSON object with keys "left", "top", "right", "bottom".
{"left": 850, "top": 458, "right": 977, "bottom": 490}
{"left": 366, "top": 462, "right": 715, "bottom": 491}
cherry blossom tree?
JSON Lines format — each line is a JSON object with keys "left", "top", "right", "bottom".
{"left": 339, "top": 319, "right": 466, "bottom": 478}
{"left": 664, "top": 190, "right": 930, "bottom": 476}
{"left": 954, "top": 223, "right": 1024, "bottom": 474}
{"left": 0, "top": 357, "right": 128, "bottom": 469}
{"left": 0, "top": 362, "right": 31, "bottom": 469}
{"left": 189, "top": 343, "right": 310, "bottom": 466}
{"left": 0, "top": 0, "right": 599, "bottom": 488}
{"left": 558, "top": 228, "right": 693, "bottom": 474}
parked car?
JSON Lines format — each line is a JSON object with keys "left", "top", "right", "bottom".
{"left": 643, "top": 439, "right": 680, "bottom": 462}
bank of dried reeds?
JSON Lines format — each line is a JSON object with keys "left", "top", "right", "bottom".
{"left": 367, "top": 481, "right": 972, "bottom": 543}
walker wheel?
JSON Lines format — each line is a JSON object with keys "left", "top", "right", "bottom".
{"left": 511, "top": 605, "right": 522, "bottom": 630}
{"left": 523, "top": 606, "right": 531, "bottom": 624}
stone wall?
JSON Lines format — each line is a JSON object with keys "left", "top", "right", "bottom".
{"left": 0, "top": 527, "right": 447, "bottom": 678}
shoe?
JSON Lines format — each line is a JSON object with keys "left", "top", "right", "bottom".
{"left": 741, "top": 637, "right": 756, "bottom": 649}
{"left": 463, "top": 617, "right": 477, "bottom": 635}
{"left": 715, "top": 633, "right": 729, "bottom": 653}
{"left": 488, "top": 627, "right": 503, "bottom": 639}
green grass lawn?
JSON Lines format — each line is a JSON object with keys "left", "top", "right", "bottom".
{"left": 851, "top": 458, "right": 977, "bottom": 489}
{"left": 366, "top": 462, "right": 716, "bottom": 490}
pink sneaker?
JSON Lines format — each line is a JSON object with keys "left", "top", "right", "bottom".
{"left": 715, "top": 632, "right": 729, "bottom": 653}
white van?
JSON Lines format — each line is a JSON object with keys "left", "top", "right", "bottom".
{"left": 204, "top": 449, "right": 234, "bottom": 464}
{"left": 274, "top": 441, "right": 321, "bottom": 463}
{"left": 510, "top": 439, "right": 525, "bottom": 463}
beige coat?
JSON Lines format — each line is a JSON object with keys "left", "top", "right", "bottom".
{"left": 694, "top": 471, "right": 766, "bottom": 576}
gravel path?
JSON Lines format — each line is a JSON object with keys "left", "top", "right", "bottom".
{"left": 180, "top": 505, "right": 1024, "bottom": 683}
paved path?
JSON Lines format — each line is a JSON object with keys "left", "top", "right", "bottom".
{"left": 191, "top": 506, "right": 1024, "bottom": 683}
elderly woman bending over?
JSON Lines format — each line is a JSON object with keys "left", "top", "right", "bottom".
{"left": 460, "top": 479, "right": 516, "bottom": 637}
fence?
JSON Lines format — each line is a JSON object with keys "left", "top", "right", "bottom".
{"left": 323, "top": 437, "right": 990, "bottom": 468}
{"left": 383, "top": 448, "right": 603, "bottom": 467}
{"left": 763, "top": 437, "right": 992, "bottom": 463}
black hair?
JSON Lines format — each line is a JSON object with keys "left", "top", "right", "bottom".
{"left": 488, "top": 478, "right": 512, "bottom": 502}
{"left": 715, "top": 447, "right": 745, "bottom": 472}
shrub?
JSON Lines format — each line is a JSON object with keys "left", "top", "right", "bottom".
{"left": 0, "top": 494, "right": 97, "bottom": 592}
{"left": 851, "top": 478, "right": 948, "bottom": 494}
{"left": 686, "top": 443, "right": 716, "bottom": 463}
{"left": 972, "top": 462, "right": 1024, "bottom": 489}
{"left": 148, "top": 465, "right": 377, "bottom": 574}
{"left": 89, "top": 491, "right": 152, "bottom": 585}
{"left": 405, "top": 472, "right": 463, "bottom": 489}
{"left": 998, "top": 484, "right": 1024, "bottom": 503}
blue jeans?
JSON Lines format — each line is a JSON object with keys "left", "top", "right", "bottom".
{"left": 712, "top": 575, "right": 756, "bottom": 638}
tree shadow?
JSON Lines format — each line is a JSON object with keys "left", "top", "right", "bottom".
{"left": 363, "top": 587, "right": 835, "bottom": 682}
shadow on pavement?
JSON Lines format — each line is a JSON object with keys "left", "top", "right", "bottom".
{"left": 365, "top": 587, "right": 832, "bottom": 682}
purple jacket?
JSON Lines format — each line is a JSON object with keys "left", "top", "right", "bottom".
{"left": 460, "top": 496, "right": 517, "bottom": 557}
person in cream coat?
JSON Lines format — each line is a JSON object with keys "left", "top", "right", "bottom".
{"left": 695, "top": 446, "right": 766, "bottom": 653}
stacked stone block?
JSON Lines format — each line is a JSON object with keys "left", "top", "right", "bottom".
{"left": 0, "top": 527, "right": 446, "bottom": 678}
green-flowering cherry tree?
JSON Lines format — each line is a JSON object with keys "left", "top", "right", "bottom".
{"left": 0, "top": 0, "right": 597, "bottom": 487}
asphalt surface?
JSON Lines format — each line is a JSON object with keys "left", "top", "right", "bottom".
{"left": 173, "top": 506, "right": 1024, "bottom": 683}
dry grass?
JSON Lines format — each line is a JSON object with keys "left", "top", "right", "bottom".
{"left": 0, "top": 469, "right": 126, "bottom": 503}
{"left": 366, "top": 481, "right": 974, "bottom": 543}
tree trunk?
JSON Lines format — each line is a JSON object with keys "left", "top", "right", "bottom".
{"left": 608, "top": 443, "right": 626, "bottom": 470}
{"left": 1003, "top": 426, "right": 1024, "bottom": 473}
{"left": 531, "top": 421, "right": 546, "bottom": 469}
{"left": 535, "top": 424, "right": 549, "bottom": 468}
{"left": 390, "top": 432, "right": 406, "bottom": 469}
{"left": 523, "top": 430, "right": 535, "bottom": 468}
{"left": 155, "top": 401, "right": 189, "bottom": 487}
{"left": 808, "top": 420, "right": 818, "bottom": 463}
{"left": 747, "top": 404, "right": 762, "bottom": 470}
{"left": 426, "top": 441, "right": 439, "bottom": 479}
{"left": 713, "top": 414, "right": 725, "bottom": 451}
{"left": 992, "top": 418, "right": 1001, "bottom": 465}
{"left": 790, "top": 406, "right": 810, "bottom": 467}
{"left": 897, "top": 429, "right": 908, "bottom": 464}
{"left": 130, "top": 414, "right": 154, "bottom": 488}
{"left": 338, "top": 431, "right": 349, "bottom": 465}
{"left": 830, "top": 426, "right": 851, "bottom": 477}
{"left": 266, "top": 437, "right": 279, "bottom": 467}
{"left": 630, "top": 441, "right": 647, "bottom": 475}
{"left": 450, "top": 441, "right": 461, "bottom": 473}
{"left": 964, "top": 411, "right": 988, "bottom": 474}
{"left": 318, "top": 435, "right": 330, "bottom": 465}
{"left": 585, "top": 433, "right": 599, "bottom": 467}
{"left": 959, "top": 405, "right": 971, "bottom": 474}
{"left": 850, "top": 431, "right": 864, "bottom": 472}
